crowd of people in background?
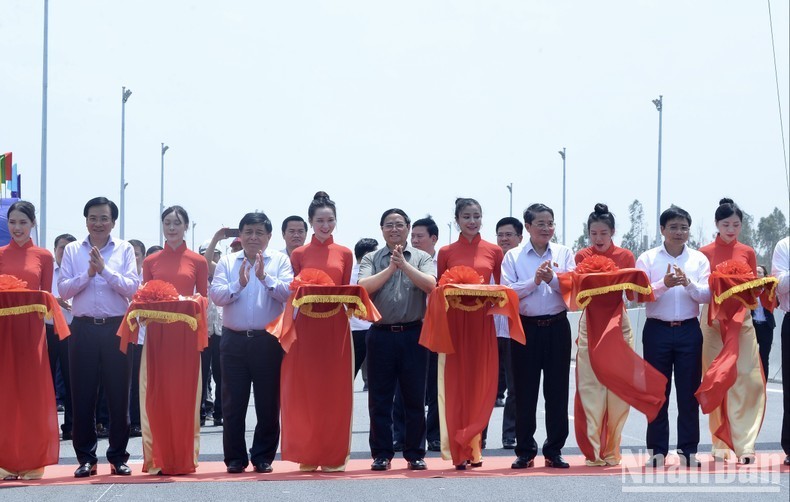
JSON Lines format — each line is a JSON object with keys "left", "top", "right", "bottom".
{"left": 0, "top": 192, "right": 788, "bottom": 480}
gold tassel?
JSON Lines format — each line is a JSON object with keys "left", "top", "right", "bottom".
{"left": 575, "top": 283, "right": 652, "bottom": 309}
{"left": 292, "top": 295, "right": 368, "bottom": 319}
{"left": 442, "top": 289, "right": 508, "bottom": 310}
{"left": 713, "top": 277, "right": 779, "bottom": 305}
{"left": 0, "top": 304, "right": 48, "bottom": 319}
{"left": 126, "top": 309, "right": 199, "bottom": 331}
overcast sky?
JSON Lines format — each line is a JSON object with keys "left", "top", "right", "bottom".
{"left": 2, "top": 1, "right": 788, "bottom": 255}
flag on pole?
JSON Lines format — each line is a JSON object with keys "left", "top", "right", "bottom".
{"left": 0, "top": 152, "right": 12, "bottom": 182}
{"left": 10, "top": 164, "right": 18, "bottom": 191}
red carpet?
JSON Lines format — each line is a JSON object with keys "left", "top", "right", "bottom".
{"left": 2, "top": 453, "right": 787, "bottom": 487}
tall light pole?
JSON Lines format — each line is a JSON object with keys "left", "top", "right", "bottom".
{"left": 40, "top": 0, "right": 49, "bottom": 247}
{"left": 558, "top": 147, "right": 566, "bottom": 246}
{"left": 506, "top": 183, "right": 513, "bottom": 217}
{"left": 120, "top": 87, "right": 132, "bottom": 239}
{"left": 191, "top": 221, "right": 197, "bottom": 250}
{"left": 652, "top": 95, "right": 663, "bottom": 246}
{"left": 447, "top": 222, "right": 452, "bottom": 245}
{"left": 159, "top": 143, "right": 169, "bottom": 246}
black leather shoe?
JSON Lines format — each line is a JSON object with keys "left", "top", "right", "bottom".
{"left": 393, "top": 441, "right": 404, "bottom": 452}
{"left": 61, "top": 430, "right": 73, "bottom": 441}
{"left": 371, "top": 458, "right": 391, "bottom": 471}
{"left": 545, "top": 455, "right": 570, "bottom": 468}
{"left": 407, "top": 459, "right": 427, "bottom": 470}
{"left": 502, "top": 438, "right": 516, "bottom": 449}
{"left": 427, "top": 440, "right": 441, "bottom": 452}
{"left": 226, "top": 461, "right": 246, "bottom": 474}
{"left": 511, "top": 455, "right": 535, "bottom": 469}
{"left": 495, "top": 398, "right": 506, "bottom": 407}
{"left": 455, "top": 461, "right": 468, "bottom": 470}
{"left": 254, "top": 462, "right": 273, "bottom": 473}
{"left": 784, "top": 455, "right": 790, "bottom": 466}
{"left": 214, "top": 417, "right": 224, "bottom": 427}
{"left": 74, "top": 463, "right": 97, "bottom": 478}
{"left": 130, "top": 425, "right": 142, "bottom": 438}
{"left": 110, "top": 463, "right": 132, "bottom": 475}
{"left": 469, "top": 460, "right": 483, "bottom": 468}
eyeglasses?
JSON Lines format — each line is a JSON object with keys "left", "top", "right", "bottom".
{"left": 382, "top": 223, "right": 407, "bottom": 230}
{"left": 531, "top": 222, "right": 555, "bottom": 230}
{"left": 666, "top": 226, "right": 690, "bottom": 234}
{"left": 496, "top": 232, "right": 518, "bottom": 238}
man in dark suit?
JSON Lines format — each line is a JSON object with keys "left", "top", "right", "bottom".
{"left": 752, "top": 265, "right": 776, "bottom": 379}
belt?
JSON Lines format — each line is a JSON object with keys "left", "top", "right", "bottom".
{"left": 648, "top": 318, "right": 698, "bottom": 328}
{"left": 521, "top": 311, "right": 567, "bottom": 327}
{"left": 374, "top": 321, "right": 423, "bottom": 332}
{"left": 224, "top": 327, "right": 269, "bottom": 338}
{"left": 74, "top": 315, "right": 124, "bottom": 325}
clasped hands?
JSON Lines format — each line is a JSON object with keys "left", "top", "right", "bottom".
{"left": 239, "top": 251, "right": 266, "bottom": 287}
{"left": 87, "top": 246, "right": 105, "bottom": 277}
{"left": 663, "top": 264, "right": 690, "bottom": 288}
{"left": 533, "top": 260, "right": 555, "bottom": 285}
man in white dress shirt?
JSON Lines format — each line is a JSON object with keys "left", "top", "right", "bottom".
{"left": 636, "top": 206, "right": 710, "bottom": 468}
{"left": 209, "top": 212, "right": 293, "bottom": 474}
{"left": 772, "top": 236, "right": 790, "bottom": 466}
{"left": 502, "top": 203, "right": 575, "bottom": 469}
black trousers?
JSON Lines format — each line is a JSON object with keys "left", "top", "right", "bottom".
{"left": 499, "top": 337, "right": 516, "bottom": 442}
{"left": 367, "top": 325, "right": 428, "bottom": 461}
{"left": 643, "top": 318, "right": 702, "bottom": 456}
{"left": 201, "top": 335, "right": 222, "bottom": 420}
{"left": 68, "top": 317, "right": 133, "bottom": 465}
{"left": 46, "top": 323, "right": 72, "bottom": 434}
{"left": 753, "top": 321, "right": 774, "bottom": 379}
{"left": 129, "top": 344, "right": 143, "bottom": 428}
{"left": 220, "top": 328, "right": 283, "bottom": 467}
{"left": 511, "top": 313, "right": 571, "bottom": 459}
{"left": 497, "top": 338, "right": 508, "bottom": 400}
{"left": 352, "top": 329, "right": 368, "bottom": 379}
{"left": 781, "top": 315, "right": 790, "bottom": 455}
{"left": 393, "top": 351, "right": 438, "bottom": 444}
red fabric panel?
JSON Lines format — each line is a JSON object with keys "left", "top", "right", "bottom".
{"left": 280, "top": 311, "right": 353, "bottom": 466}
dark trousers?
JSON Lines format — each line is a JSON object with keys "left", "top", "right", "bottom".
{"left": 220, "top": 328, "right": 283, "bottom": 466}
{"left": 511, "top": 313, "right": 571, "bottom": 459}
{"left": 201, "top": 335, "right": 222, "bottom": 420}
{"left": 68, "top": 317, "right": 133, "bottom": 465}
{"left": 367, "top": 325, "right": 428, "bottom": 461}
{"left": 393, "top": 351, "right": 439, "bottom": 444}
{"left": 352, "top": 329, "right": 368, "bottom": 379}
{"left": 499, "top": 337, "right": 516, "bottom": 442}
{"left": 497, "top": 338, "right": 508, "bottom": 400}
{"left": 753, "top": 321, "right": 774, "bottom": 379}
{"left": 643, "top": 318, "right": 702, "bottom": 456}
{"left": 781, "top": 315, "right": 790, "bottom": 455}
{"left": 129, "top": 344, "right": 143, "bottom": 428}
{"left": 46, "top": 323, "right": 72, "bottom": 434}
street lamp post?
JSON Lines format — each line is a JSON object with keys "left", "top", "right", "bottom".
{"left": 40, "top": 0, "right": 49, "bottom": 247}
{"left": 653, "top": 95, "right": 663, "bottom": 245}
{"left": 159, "top": 142, "right": 169, "bottom": 246}
{"left": 191, "top": 221, "right": 197, "bottom": 250}
{"left": 558, "top": 147, "right": 566, "bottom": 246}
{"left": 120, "top": 86, "right": 132, "bottom": 239}
{"left": 447, "top": 222, "right": 452, "bottom": 245}
{"left": 506, "top": 183, "right": 513, "bottom": 217}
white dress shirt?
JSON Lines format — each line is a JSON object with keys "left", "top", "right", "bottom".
{"left": 772, "top": 236, "right": 790, "bottom": 312}
{"left": 349, "top": 263, "right": 372, "bottom": 331}
{"left": 58, "top": 236, "right": 139, "bottom": 317}
{"left": 46, "top": 265, "right": 73, "bottom": 325}
{"left": 209, "top": 248, "right": 293, "bottom": 331}
{"left": 501, "top": 240, "right": 575, "bottom": 317}
{"left": 636, "top": 244, "right": 711, "bottom": 322}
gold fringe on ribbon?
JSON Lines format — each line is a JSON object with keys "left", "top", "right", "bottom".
{"left": 298, "top": 303, "right": 344, "bottom": 318}
{"left": 442, "top": 289, "right": 508, "bottom": 310}
{"left": 126, "top": 309, "right": 199, "bottom": 331}
{"left": 0, "top": 304, "right": 49, "bottom": 319}
{"left": 292, "top": 294, "right": 368, "bottom": 319}
{"left": 575, "top": 283, "right": 653, "bottom": 309}
{"left": 713, "top": 276, "right": 779, "bottom": 306}
{"left": 447, "top": 296, "right": 486, "bottom": 312}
